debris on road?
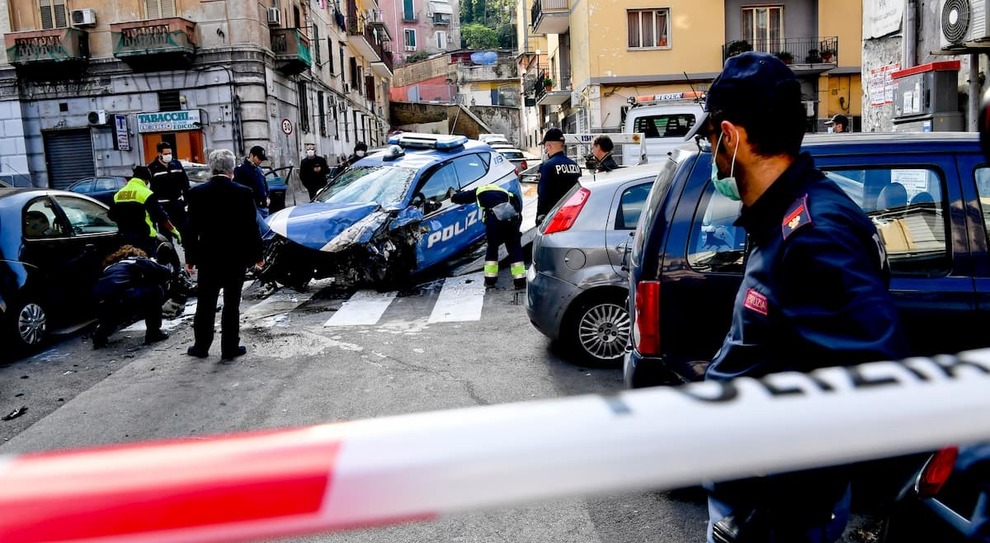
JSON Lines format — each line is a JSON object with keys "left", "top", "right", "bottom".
{"left": 2, "top": 406, "right": 27, "bottom": 421}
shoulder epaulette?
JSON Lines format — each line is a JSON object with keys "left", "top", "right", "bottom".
{"left": 781, "top": 194, "right": 813, "bottom": 240}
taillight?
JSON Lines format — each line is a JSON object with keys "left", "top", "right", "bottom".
{"left": 634, "top": 280, "right": 661, "bottom": 355}
{"left": 542, "top": 187, "right": 590, "bottom": 235}
{"left": 514, "top": 164, "right": 521, "bottom": 175}
{"left": 520, "top": 160, "right": 528, "bottom": 171}
{"left": 917, "top": 446, "right": 958, "bottom": 497}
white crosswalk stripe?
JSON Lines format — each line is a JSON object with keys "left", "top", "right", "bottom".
{"left": 428, "top": 272, "right": 486, "bottom": 323}
{"left": 324, "top": 290, "right": 399, "bottom": 327}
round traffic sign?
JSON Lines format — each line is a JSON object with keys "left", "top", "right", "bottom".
{"left": 281, "top": 118, "right": 293, "bottom": 135}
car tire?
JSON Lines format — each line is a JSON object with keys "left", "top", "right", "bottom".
{"left": 566, "top": 294, "right": 631, "bottom": 367}
{"left": 7, "top": 298, "right": 48, "bottom": 349}
{"left": 155, "top": 241, "right": 181, "bottom": 276}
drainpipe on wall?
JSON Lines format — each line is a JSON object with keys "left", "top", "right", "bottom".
{"left": 904, "top": 0, "right": 917, "bottom": 69}
{"left": 970, "top": 54, "right": 981, "bottom": 132}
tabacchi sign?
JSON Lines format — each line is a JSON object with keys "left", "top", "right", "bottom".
{"left": 136, "top": 110, "right": 202, "bottom": 133}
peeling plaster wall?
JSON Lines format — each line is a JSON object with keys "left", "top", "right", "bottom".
{"left": 467, "top": 106, "right": 521, "bottom": 146}
{"left": 862, "top": 37, "right": 903, "bottom": 133}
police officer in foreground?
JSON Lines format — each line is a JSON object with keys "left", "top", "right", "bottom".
{"left": 685, "top": 52, "right": 908, "bottom": 543}
{"left": 92, "top": 245, "right": 172, "bottom": 350}
{"left": 147, "top": 142, "right": 190, "bottom": 240}
{"left": 109, "top": 166, "right": 182, "bottom": 258}
{"left": 536, "top": 128, "right": 582, "bottom": 223}
{"left": 450, "top": 184, "right": 525, "bottom": 289}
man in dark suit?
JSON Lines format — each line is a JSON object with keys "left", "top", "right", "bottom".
{"left": 184, "top": 148, "right": 264, "bottom": 360}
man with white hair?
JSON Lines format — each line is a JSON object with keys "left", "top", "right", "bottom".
{"left": 184, "top": 149, "right": 264, "bottom": 361}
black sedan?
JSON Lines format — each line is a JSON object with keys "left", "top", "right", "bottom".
{"left": 0, "top": 188, "right": 122, "bottom": 349}
{"left": 67, "top": 176, "right": 128, "bottom": 206}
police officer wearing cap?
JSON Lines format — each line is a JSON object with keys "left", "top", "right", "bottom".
{"left": 686, "top": 52, "right": 908, "bottom": 543}
{"left": 824, "top": 113, "right": 849, "bottom": 133}
{"left": 147, "top": 141, "right": 190, "bottom": 240}
{"left": 536, "top": 128, "right": 582, "bottom": 223}
{"left": 234, "top": 145, "right": 271, "bottom": 217}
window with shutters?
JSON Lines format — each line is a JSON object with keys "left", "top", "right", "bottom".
{"left": 145, "top": 0, "right": 176, "bottom": 19}
{"left": 318, "top": 91, "right": 327, "bottom": 137}
{"left": 435, "top": 31, "right": 447, "bottom": 50}
{"left": 328, "top": 38, "right": 335, "bottom": 74}
{"left": 404, "top": 29, "right": 416, "bottom": 51}
{"left": 313, "top": 26, "right": 322, "bottom": 66}
{"left": 298, "top": 81, "right": 310, "bottom": 132}
{"left": 39, "top": 0, "right": 68, "bottom": 29}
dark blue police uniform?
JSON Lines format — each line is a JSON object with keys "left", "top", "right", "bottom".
{"left": 705, "top": 152, "right": 910, "bottom": 543}
{"left": 233, "top": 158, "right": 270, "bottom": 214}
{"left": 708, "top": 152, "right": 908, "bottom": 380}
{"left": 536, "top": 151, "right": 582, "bottom": 220}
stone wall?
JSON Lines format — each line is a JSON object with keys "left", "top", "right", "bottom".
{"left": 393, "top": 56, "right": 453, "bottom": 88}
{"left": 467, "top": 106, "right": 521, "bottom": 146}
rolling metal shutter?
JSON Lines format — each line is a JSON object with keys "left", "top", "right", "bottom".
{"left": 44, "top": 130, "right": 96, "bottom": 189}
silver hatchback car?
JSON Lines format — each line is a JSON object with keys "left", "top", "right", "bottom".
{"left": 525, "top": 164, "right": 660, "bottom": 365}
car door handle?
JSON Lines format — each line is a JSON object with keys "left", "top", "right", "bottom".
{"left": 84, "top": 244, "right": 97, "bottom": 253}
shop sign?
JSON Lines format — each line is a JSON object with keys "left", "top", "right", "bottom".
{"left": 136, "top": 110, "right": 202, "bottom": 133}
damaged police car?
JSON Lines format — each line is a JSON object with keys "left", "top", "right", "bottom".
{"left": 260, "top": 133, "right": 522, "bottom": 288}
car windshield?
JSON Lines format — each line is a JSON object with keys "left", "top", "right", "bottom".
{"left": 315, "top": 165, "right": 418, "bottom": 207}
{"left": 500, "top": 151, "right": 524, "bottom": 159}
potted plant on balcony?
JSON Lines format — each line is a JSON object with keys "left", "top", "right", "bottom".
{"left": 775, "top": 51, "right": 794, "bottom": 64}
{"left": 726, "top": 40, "right": 752, "bottom": 57}
{"left": 805, "top": 49, "right": 822, "bottom": 63}
{"left": 544, "top": 78, "right": 554, "bottom": 91}
{"left": 820, "top": 48, "right": 835, "bottom": 62}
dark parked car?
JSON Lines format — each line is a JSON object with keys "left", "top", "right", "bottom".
{"left": 67, "top": 176, "right": 128, "bottom": 206}
{"left": 881, "top": 445, "right": 990, "bottom": 542}
{"left": 625, "top": 132, "right": 990, "bottom": 389}
{"left": 0, "top": 188, "right": 122, "bottom": 348}
{"left": 526, "top": 164, "right": 656, "bottom": 365}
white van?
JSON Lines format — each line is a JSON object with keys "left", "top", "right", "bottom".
{"left": 621, "top": 93, "right": 703, "bottom": 165}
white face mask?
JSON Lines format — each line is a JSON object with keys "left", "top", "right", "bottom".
{"left": 162, "top": 154, "right": 172, "bottom": 162}
{"left": 711, "top": 131, "right": 741, "bottom": 201}
{"left": 827, "top": 126, "right": 834, "bottom": 134}
{"left": 306, "top": 149, "right": 315, "bottom": 157}
{"left": 356, "top": 150, "right": 366, "bottom": 157}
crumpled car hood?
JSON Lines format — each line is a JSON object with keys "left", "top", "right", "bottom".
{"left": 266, "top": 202, "right": 386, "bottom": 252}
{"left": 267, "top": 202, "right": 425, "bottom": 254}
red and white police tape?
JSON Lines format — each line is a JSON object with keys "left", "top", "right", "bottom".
{"left": 3, "top": 350, "right": 990, "bottom": 543}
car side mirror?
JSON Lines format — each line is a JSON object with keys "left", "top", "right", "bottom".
{"left": 411, "top": 193, "right": 425, "bottom": 208}
{"left": 425, "top": 198, "right": 442, "bottom": 214}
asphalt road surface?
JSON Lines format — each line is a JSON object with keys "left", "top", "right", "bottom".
{"left": 0, "top": 270, "right": 884, "bottom": 543}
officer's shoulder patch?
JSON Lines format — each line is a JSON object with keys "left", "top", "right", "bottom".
{"left": 781, "top": 194, "right": 813, "bottom": 240}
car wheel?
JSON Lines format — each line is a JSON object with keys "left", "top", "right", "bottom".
{"left": 155, "top": 242, "right": 181, "bottom": 276}
{"left": 568, "top": 295, "right": 630, "bottom": 366}
{"left": 8, "top": 299, "right": 47, "bottom": 348}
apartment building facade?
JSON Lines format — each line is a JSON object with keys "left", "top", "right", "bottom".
{"left": 520, "top": 0, "right": 862, "bottom": 142}
{"left": 379, "top": 0, "right": 459, "bottom": 66}
{"left": 0, "top": 0, "right": 393, "bottom": 188}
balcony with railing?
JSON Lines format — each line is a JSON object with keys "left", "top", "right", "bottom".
{"left": 535, "top": 70, "right": 571, "bottom": 105}
{"left": 4, "top": 27, "right": 89, "bottom": 77}
{"left": 723, "top": 36, "right": 838, "bottom": 73}
{"left": 371, "top": 39, "right": 394, "bottom": 78}
{"left": 110, "top": 17, "right": 197, "bottom": 70}
{"left": 348, "top": 16, "right": 393, "bottom": 72}
{"left": 531, "top": 0, "right": 569, "bottom": 35}
{"left": 270, "top": 28, "right": 312, "bottom": 76}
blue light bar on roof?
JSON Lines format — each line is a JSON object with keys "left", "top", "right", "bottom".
{"left": 387, "top": 133, "right": 469, "bottom": 150}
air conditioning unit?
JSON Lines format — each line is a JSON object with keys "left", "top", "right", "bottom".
{"left": 939, "top": 0, "right": 990, "bottom": 49}
{"left": 267, "top": 7, "right": 282, "bottom": 26}
{"left": 71, "top": 8, "right": 97, "bottom": 27}
{"left": 87, "top": 110, "right": 107, "bottom": 125}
